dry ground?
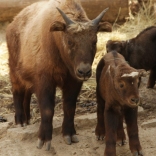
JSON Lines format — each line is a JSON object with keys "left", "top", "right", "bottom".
{"left": 1, "top": 5, "right": 156, "bottom": 155}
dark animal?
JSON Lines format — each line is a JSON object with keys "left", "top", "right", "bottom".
{"left": 6, "top": 0, "right": 112, "bottom": 150}
{"left": 95, "top": 51, "right": 144, "bottom": 156}
{"left": 106, "top": 26, "right": 156, "bottom": 88}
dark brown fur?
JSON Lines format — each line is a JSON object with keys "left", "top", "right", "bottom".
{"left": 96, "top": 51, "right": 144, "bottom": 156}
{"left": 106, "top": 26, "right": 156, "bottom": 88}
{"left": 6, "top": 0, "right": 112, "bottom": 150}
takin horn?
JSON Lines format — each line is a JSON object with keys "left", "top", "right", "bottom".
{"left": 91, "top": 8, "right": 109, "bottom": 25}
{"left": 56, "top": 7, "right": 75, "bottom": 25}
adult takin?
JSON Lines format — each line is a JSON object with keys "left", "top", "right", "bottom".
{"left": 106, "top": 26, "right": 156, "bottom": 88}
{"left": 95, "top": 51, "right": 144, "bottom": 156}
{"left": 6, "top": 0, "right": 112, "bottom": 150}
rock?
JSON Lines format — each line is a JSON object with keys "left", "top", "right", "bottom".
{"left": 0, "top": 122, "right": 12, "bottom": 138}
{"left": 141, "top": 119, "right": 156, "bottom": 128}
{"left": 138, "top": 106, "right": 145, "bottom": 115}
{"left": 75, "top": 113, "right": 97, "bottom": 129}
{"left": 3, "top": 113, "right": 15, "bottom": 123}
{"left": 7, "top": 123, "right": 39, "bottom": 141}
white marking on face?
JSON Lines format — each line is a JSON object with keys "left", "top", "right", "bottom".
{"left": 107, "top": 65, "right": 110, "bottom": 73}
{"left": 132, "top": 82, "right": 133, "bottom": 85}
{"left": 121, "top": 72, "right": 139, "bottom": 78}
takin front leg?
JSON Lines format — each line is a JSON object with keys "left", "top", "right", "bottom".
{"left": 117, "top": 114, "right": 126, "bottom": 146}
{"left": 95, "top": 87, "right": 105, "bottom": 140}
{"left": 104, "top": 108, "right": 119, "bottom": 156}
{"left": 62, "top": 78, "right": 83, "bottom": 145}
{"left": 147, "top": 66, "right": 156, "bottom": 88}
{"left": 124, "top": 107, "right": 143, "bottom": 156}
{"left": 36, "top": 84, "right": 56, "bottom": 151}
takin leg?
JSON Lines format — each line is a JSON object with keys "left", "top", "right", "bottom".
{"left": 95, "top": 87, "right": 105, "bottom": 140}
{"left": 23, "top": 90, "right": 32, "bottom": 125}
{"left": 62, "top": 77, "right": 83, "bottom": 145}
{"left": 147, "top": 66, "right": 156, "bottom": 88}
{"left": 36, "top": 81, "right": 56, "bottom": 151}
{"left": 124, "top": 107, "right": 143, "bottom": 156}
{"left": 11, "top": 73, "right": 29, "bottom": 126}
{"left": 104, "top": 108, "right": 119, "bottom": 156}
{"left": 117, "top": 114, "right": 126, "bottom": 146}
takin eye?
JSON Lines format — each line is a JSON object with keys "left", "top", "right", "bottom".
{"left": 119, "top": 83, "right": 124, "bottom": 88}
{"left": 68, "top": 40, "right": 75, "bottom": 47}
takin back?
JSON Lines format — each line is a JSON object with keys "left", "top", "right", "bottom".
{"left": 6, "top": 0, "right": 112, "bottom": 150}
{"left": 95, "top": 51, "right": 144, "bottom": 156}
{"left": 106, "top": 26, "right": 156, "bottom": 88}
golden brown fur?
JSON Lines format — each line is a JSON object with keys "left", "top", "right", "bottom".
{"left": 6, "top": 0, "right": 112, "bottom": 150}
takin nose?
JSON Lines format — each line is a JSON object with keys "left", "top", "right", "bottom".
{"left": 76, "top": 63, "right": 92, "bottom": 79}
{"left": 130, "top": 97, "right": 140, "bottom": 104}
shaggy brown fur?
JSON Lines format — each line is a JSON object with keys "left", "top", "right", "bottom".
{"left": 6, "top": 0, "right": 112, "bottom": 150}
{"left": 106, "top": 26, "right": 156, "bottom": 88}
{"left": 95, "top": 51, "right": 144, "bottom": 156}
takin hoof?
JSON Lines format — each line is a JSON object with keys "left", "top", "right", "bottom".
{"left": 132, "top": 150, "right": 144, "bottom": 156}
{"left": 63, "top": 135, "right": 79, "bottom": 145}
{"left": 117, "top": 139, "right": 127, "bottom": 146}
{"left": 37, "top": 139, "right": 51, "bottom": 151}
{"left": 96, "top": 135, "right": 105, "bottom": 141}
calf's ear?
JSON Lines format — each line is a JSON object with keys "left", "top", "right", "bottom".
{"left": 98, "top": 22, "right": 112, "bottom": 32}
{"left": 50, "top": 21, "right": 66, "bottom": 31}
{"left": 138, "top": 69, "right": 147, "bottom": 77}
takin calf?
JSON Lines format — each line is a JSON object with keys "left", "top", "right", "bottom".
{"left": 106, "top": 26, "right": 156, "bottom": 88}
{"left": 6, "top": 0, "right": 112, "bottom": 150}
{"left": 95, "top": 51, "right": 144, "bottom": 156}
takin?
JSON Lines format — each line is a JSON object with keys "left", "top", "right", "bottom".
{"left": 6, "top": 0, "right": 112, "bottom": 150}
{"left": 95, "top": 51, "right": 144, "bottom": 156}
{"left": 106, "top": 26, "right": 156, "bottom": 88}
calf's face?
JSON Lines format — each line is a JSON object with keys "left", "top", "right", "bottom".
{"left": 50, "top": 8, "right": 112, "bottom": 81}
{"left": 112, "top": 66, "right": 144, "bottom": 108}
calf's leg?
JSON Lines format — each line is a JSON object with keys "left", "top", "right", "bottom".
{"left": 147, "top": 66, "right": 156, "bottom": 88}
{"left": 124, "top": 107, "right": 143, "bottom": 156}
{"left": 104, "top": 108, "right": 118, "bottom": 156}
{"left": 95, "top": 88, "right": 105, "bottom": 140}
{"left": 62, "top": 77, "right": 82, "bottom": 145}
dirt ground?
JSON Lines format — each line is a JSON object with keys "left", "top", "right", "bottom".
{"left": 0, "top": 22, "right": 156, "bottom": 156}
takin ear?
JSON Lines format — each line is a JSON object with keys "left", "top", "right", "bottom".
{"left": 109, "top": 65, "right": 115, "bottom": 78}
{"left": 98, "top": 22, "right": 112, "bottom": 32}
{"left": 50, "top": 21, "right": 66, "bottom": 32}
{"left": 138, "top": 69, "right": 147, "bottom": 77}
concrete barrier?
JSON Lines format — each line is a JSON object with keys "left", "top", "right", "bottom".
{"left": 0, "top": 0, "right": 128, "bottom": 23}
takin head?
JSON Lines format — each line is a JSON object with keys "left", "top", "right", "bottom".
{"left": 50, "top": 7, "right": 112, "bottom": 81}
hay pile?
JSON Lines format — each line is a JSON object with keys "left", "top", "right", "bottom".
{"left": 0, "top": 0, "right": 156, "bottom": 119}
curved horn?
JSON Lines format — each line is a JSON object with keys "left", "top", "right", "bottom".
{"left": 92, "top": 8, "right": 109, "bottom": 25}
{"left": 56, "top": 7, "right": 74, "bottom": 25}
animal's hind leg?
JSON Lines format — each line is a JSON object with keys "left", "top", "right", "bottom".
{"left": 117, "top": 114, "right": 126, "bottom": 146}
{"left": 12, "top": 85, "right": 27, "bottom": 126}
{"left": 23, "top": 90, "right": 32, "bottom": 125}
{"left": 95, "top": 88, "right": 105, "bottom": 140}
{"left": 147, "top": 66, "right": 156, "bottom": 88}
{"left": 62, "top": 77, "right": 82, "bottom": 145}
